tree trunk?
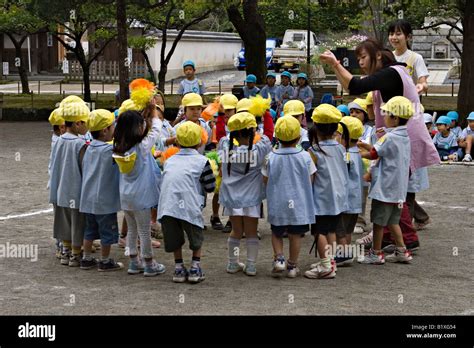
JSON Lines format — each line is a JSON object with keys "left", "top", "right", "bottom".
{"left": 158, "top": 64, "right": 167, "bottom": 93}
{"left": 228, "top": 0, "right": 267, "bottom": 83}
{"left": 82, "top": 63, "right": 91, "bottom": 102}
{"left": 142, "top": 49, "right": 156, "bottom": 85}
{"left": 457, "top": 1, "right": 474, "bottom": 125}
{"left": 116, "top": 0, "right": 129, "bottom": 104}
{"left": 10, "top": 36, "right": 30, "bottom": 94}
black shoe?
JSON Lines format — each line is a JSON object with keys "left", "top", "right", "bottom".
{"left": 80, "top": 258, "right": 98, "bottom": 270}
{"left": 210, "top": 216, "right": 224, "bottom": 230}
{"left": 98, "top": 259, "right": 124, "bottom": 272}
{"left": 406, "top": 240, "right": 420, "bottom": 252}
{"left": 222, "top": 220, "right": 232, "bottom": 233}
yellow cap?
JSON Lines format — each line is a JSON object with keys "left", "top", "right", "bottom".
{"left": 340, "top": 116, "right": 364, "bottom": 140}
{"left": 283, "top": 100, "right": 305, "bottom": 117}
{"left": 227, "top": 112, "right": 258, "bottom": 132}
{"left": 311, "top": 104, "right": 342, "bottom": 124}
{"left": 337, "top": 123, "right": 343, "bottom": 134}
{"left": 118, "top": 99, "right": 140, "bottom": 115}
{"left": 59, "top": 102, "right": 90, "bottom": 122}
{"left": 348, "top": 98, "right": 368, "bottom": 113}
{"left": 366, "top": 92, "right": 373, "bottom": 105}
{"left": 59, "top": 95, "right": 85, "bottom": 107}
{"left": 48, "top": 108, "right": 65, "bottom": 126}
{"left": 220, "top": 94, "right": 238, "bottom": 110}
{"left": 380, "top": 96, "right": 414, "bottom": 119}
{"left": 113, "top": 152, "right": 137, "bottom": 174}
{"left": 176, "top": 121, "right": 202, "bottom": 147}
{"left": 88, "top": 109, "right": 115, "bottom": 132}
{"left": 236, "top": 98, "right": 252, "bottom": 113}
{"left": 275, "top": 116, "right": 301, "bottom": 142}
{"left": 182, "top": 93, "right": 204, "bottom": 107}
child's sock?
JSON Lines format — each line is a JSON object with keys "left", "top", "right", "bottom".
{"left": 145, "top": 258, "right": 154, "bottom": 266}
{"left": 83, "top": 251, "right": 92, "bottom": 261}
{"left": 100, "top": 255, "right": 110, "bottom": 262}
{"left": 246, "top": 238, "right": 259, "bottom": 264}
{"left": 227, "top": 237, "right": 240, "bottom": 264}
{"left": 72, "top": 246, "right": 81, "bottom": 257}
{"left": 175, "top": 259, "right": 184, "bottom": 269}
{"left": 62, "top": 241, "right": 71, "bottom": 254}
{"left": 321, "top": 257, "right": 331, "bottom": 269}
{"left": 191, "top": 256, "right": 201, "bottom": 269}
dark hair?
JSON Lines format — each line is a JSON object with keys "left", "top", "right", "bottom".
{"left": 113, "top": 110, "right": 148, "bottom": 154}
{"left": 227, "top": 128, "right": 255, "bottom": 176}
{"left": 388, "top": 19, "right": 413, "bottom": 49}
{"left": 355, "top": 38, "right": 396, "bottom": 74}
{"left": 308, "top": 123, "right": 338, "bottom": 155}
{"left": 53, "top": 125, "right": 61, "bottom": 132}
{"left": 338, "top": 121, "right": 351, "bottom": 170}
{"left": 90, "top": 130, "right": 102, "bottom": 140}
{"left": 65, "top": 121, "right": 73, "bottom": 127}
{"left": 279, "top": 138, "right": 299, "bottom": 146}
{"left": 297, "top": 78, "right": 309, "bottom": 87}
{"left": 397, "top": 117, "right": 408, "bottom": 126}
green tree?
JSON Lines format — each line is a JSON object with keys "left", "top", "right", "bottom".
{"left": 31, "top": 0, "right": 117, "bottom": 101}
{"left": 0, "top": 0, "right": 45, "bottom": 93}
{"left": 131, "top": 0, "right": 212, "bottom": 92}
{"left": 128, "top": 34, "right": 158, "bottom": 84}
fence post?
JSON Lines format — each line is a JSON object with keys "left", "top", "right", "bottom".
{"left": 451, "top": 82, "right": 454, "bottom": 97}
{"left": 63, "top": 90, "right": 65, "bottom": 99}
{"left": 17, "top": 81, "right": 20, "bottom": 94}
{"left": 96, "top": 91, "right": 99, "bottom": 104}
{"left": 31, "top": 91, "right": 33, "bottom": 107}
{"left": 219, "top": 80, "right": 221, "bottom": 94}
{"left": 60, "top": 81, "right": 62, "bottom": 95}
{"left": 81, "top": 82, "right": 84, "bottom": 96}
{"left": 102, "top": 79, "right": 105, "bottom": 94}
{"left": 38, "top": 81, "right": 40, "bottom": 94}
{"left": 171, "top": 79, "right": 173, "bottom": 95}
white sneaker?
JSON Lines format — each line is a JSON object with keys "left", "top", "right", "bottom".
{"left": 226, "top": 262, "right": 245, "bottom": 274}
{"left": 353, "top": 225, "right": 365, "bottom": 234}
{"left": 310, "top": 258, "right": 337, "bottom": 272}
{"left": 286, "top": 267, "right": 300, "bottom": 278}
{"left": 386, "top": 248, "right": 413, "bottom": 263}
{"left": 304, "top": 264, "right": 335, "bottom": 279}
{"left": 462, "top": 154, "right": 472, "bottom": 162}
{"left": 356, "top": 231, "right": 373, "bottom": 246}
{"left": 273, "top": 256, "right": 286, "bottom": 272}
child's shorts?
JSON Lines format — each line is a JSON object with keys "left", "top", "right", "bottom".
{"left": 84, "top": 213, "right": 119, "bottom": 246}
{"left": 336, "top": 213, "right": 359, "bottom": 237}
{"left": 271, "top": 224, "right": 309, "bottom": 237}
{"left": 223, "top": 204, "right": 262, "bottom": 218}
{"left": 311, "top": 214, "right": 342, "bottom": 235}
{"left": 53, "top": 206, "right": 85, "bottom": 246}
{"left": 370, "top": 199, "right": 401, "bottom": 226}
{"left": 160, "top": 215, "right": 204, "bottom": 253}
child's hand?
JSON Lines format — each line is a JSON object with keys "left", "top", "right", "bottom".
{"left": 153, "top": 150, "right": 162, "bottom": 158}
{"left": 363, "top": 172, "right": 372, "bottom": 182}
{"left": 357, "top": 140, "right": 372, "bottom": 151}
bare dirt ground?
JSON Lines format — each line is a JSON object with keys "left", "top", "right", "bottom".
{"left": 0, "top": 121, "right": 472, "bottom": 315}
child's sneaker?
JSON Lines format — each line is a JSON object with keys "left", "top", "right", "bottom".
{"left": 286, "top": 266, "right": 300, "bottom": 278}
{"left": 244, "top": 262, "right": 257, "bottom": 276}
{"left": 386, "top": 248, "right": 413, "bottom": 263}
{"left": 222, "top": 220, "right": 232, "bottom": 233}
{"left": 304, "top": 264, "right": 335, "bottom": 279}
{"left": 68, "top": 255, "right": 81, "bottom": 267}
{"left": 271, "top": 255, "right": 286, "bottom": 277}
{"left": 144, "top": 261, "right": 166, "bottom": 277}
{"left": 353, "top": 225, "right": 365, "bottom": 234}
{"left": 310, "top": 258, "right": 337, "bottom": 272}
{"left": 356, "top": 231, "right": 373, "bottom": 249}
{"left": 188, "top": 266, "right": 205, "bottom": 283}
{"left": 382, "top": 243, "right": 396, "bottom": 254}
{"left": 226, "top": 262, "right": 245, "bottom": 274}
{"left": 173, "top": 266, "right": 189, "bottom": 283}
{"left": 80, "top": 258, "right": 98, "bottom": 270}
{"left": 358, "top": 249, "right": 385, "bottom": 265}
{"left": 60, "top": 252, "right": 70, "bottom": 265}
{"left": 462, "top": 154, "right": 472, "bottom": 162}
{"left": 210, "top": 216, "right": 224, "bottom": 230}
{"left": 334, "top": 256, "right": 354, "bottom": 267}
{"left": 127, "top": 259, "right": 145, "bottom": 275}
{"left": 98, "top": 259, "right": 124, "bottom": 272}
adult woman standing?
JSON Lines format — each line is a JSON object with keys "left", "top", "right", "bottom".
{"left": 319, "top": 38, "right": 439, "bottom": 252}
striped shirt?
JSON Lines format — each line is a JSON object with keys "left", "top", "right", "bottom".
{"left": 199, "top": 160, "right": 216, "bottom": 193}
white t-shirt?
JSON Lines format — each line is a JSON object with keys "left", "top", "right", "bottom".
{"left": 394, "top": 49, "right": 429, "bottom": 84}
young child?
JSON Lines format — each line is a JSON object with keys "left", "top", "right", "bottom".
{"left": 276, "top": 71, "right": 294, "bottom": 113}
{"left": 357, "top": 96, "right": 414, "bottom": 265}
{"left": 242, "top": 74, "right": 260, "bottom": 98}
{"left": 292, "top": 73, "right": 313, "bottom": 127}
{"left": 304, "top": 104, "right": 348, "bottom": 279}
{"left": 282, "top": 100, "right": 310, "bottom": 150}
{"left": 459, "top": 112, "right": 474, "bottom": 162}
{"left": 219, "top": 112, "right": 273, "bottom": 276}
{"left": 158, "top": 121, "right": 216, "bottom": 283}
{"left": 260, "top": 72, "right": 278, "bottom": 110}
{"left": 336, "top": 116, "right": 365, "bottom": 266}
{"left": 262, "top": 116, "right": 316, "bottom": 278}
{"left": 177, "top": 60, "right": 206, "bottom": 97}
{"left": 174, "top": 93, "right": 211, "bottom": 155}
{"left": 447, "top": 111, "right": 462, "bottom": 140}
{"left": 47, "top": 108, "right": 66, "bottom": 258}
{"left": 79, "top": 109, "right": 123, "bottom": 271}
{"left": 432, "top": 115, "right": 461, "bottom": 161}
{"left": 49, "top": 98, "right": 90, "bottom": 267}
{"left": 113, "top": 109, "right": 166, "bottom": 277}
{"left": 212, "top": 94, "right": 239, "bottom": 232}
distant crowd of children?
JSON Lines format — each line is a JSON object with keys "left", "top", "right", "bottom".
{"left": 47, "top": 58, "right": 473, "bottom": 284}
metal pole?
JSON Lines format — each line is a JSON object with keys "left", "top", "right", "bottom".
{"left": 17, "top": 81, "right": 20, "bottom": 94}
{"left": 307, "top": 0, "right": 311, "bottom": 66}
{"left": 38, "top": 80, "right": 40, "bottom": 94}
{"left": 60, "top": 81, "right": 62, "bottom": 94}
{"left": 171, "top": 79, "right": 173, "bottom": 95}
{"left": 452, "top": 82, "right": 454, "bottom": 97}
{"left": 102, "top": 80, "right": 105, "bottom": 94}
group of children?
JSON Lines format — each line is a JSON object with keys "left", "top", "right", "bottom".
{"left": 48, "top": 56, "right": 473, "bottom": 283}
